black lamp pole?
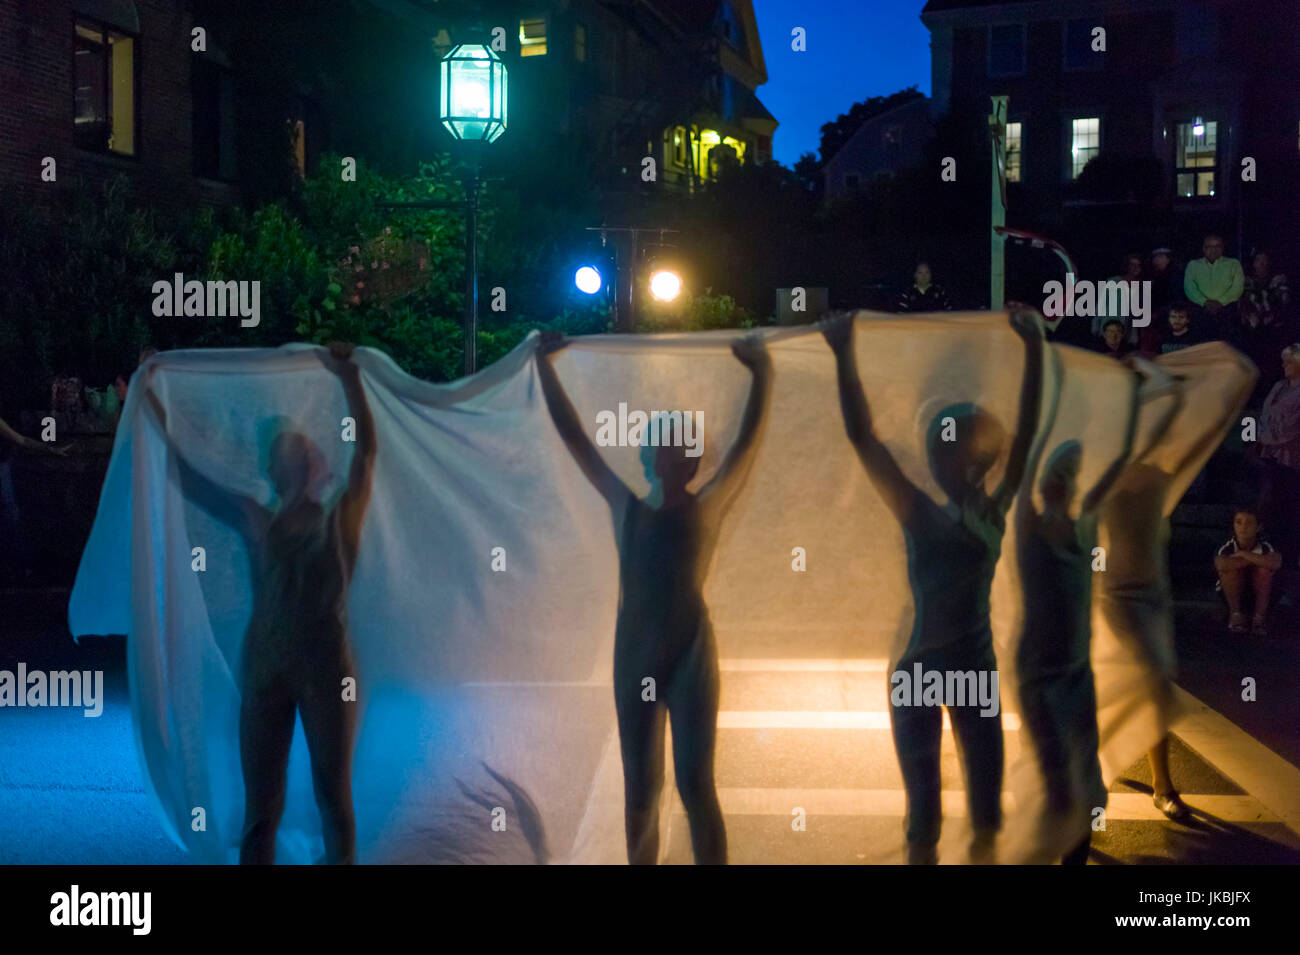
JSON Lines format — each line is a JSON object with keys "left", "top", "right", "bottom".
{"left": 463, "top": 163, "right": 479, "bottom": 376}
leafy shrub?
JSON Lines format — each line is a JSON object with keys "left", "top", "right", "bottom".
{"left": 634, "top": 290, "right": 757, "bottom": 333}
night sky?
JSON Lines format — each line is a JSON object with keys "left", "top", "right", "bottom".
{"left": 751, "top": 0, "right": 933, "bottom": 167}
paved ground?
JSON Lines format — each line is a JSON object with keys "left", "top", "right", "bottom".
{"left": 4, "top": 587, "right": 1297, "bottom": 865}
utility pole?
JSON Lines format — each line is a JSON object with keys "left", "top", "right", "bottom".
{"left": 989, "top": 95, "right": 1009, "bottom": 310}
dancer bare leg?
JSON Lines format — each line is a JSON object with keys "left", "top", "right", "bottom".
{"left": 536, "top": 330, "right": 772, "bottom": 864}
{"left": 145, "top": 341, "right": 377, "bottom": 864}
{"left": 823, "top": 309, "right": 1045, "bottom": 863}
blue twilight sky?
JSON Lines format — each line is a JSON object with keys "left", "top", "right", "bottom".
{"left": 750, "top": 0, "right": 933, "bottom": 167}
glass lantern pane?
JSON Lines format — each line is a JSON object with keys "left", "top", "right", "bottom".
{"left": 451, "top": 60, "right": 492, "bottom": 120}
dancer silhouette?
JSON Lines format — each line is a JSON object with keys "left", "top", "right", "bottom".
{"left": 535, "top": 330, "right": 772, "bottom": 864}
{"left": 144, "top": 342, "right": 377, "bottom": 864}
{"left": 822, "top": 309, "right": 1044, "bottom": 864}
{"left": 1096, "top": 354, "right": 1232, "bottom": 826}
{"left": 1015, "top": 363, "right": 1137, "bottom": 864}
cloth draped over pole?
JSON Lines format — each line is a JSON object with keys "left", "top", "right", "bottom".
{"left": 69, "top": 312, "right": 1254, "bottom": 863}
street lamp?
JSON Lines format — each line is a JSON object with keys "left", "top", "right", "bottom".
{"left": 440, "top": 44, "right": 507, "bottom": 144}
{"left": 438, "top": 43, "right": 507, "bottom": 375}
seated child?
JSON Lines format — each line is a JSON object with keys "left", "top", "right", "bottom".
{"left": 1213, "top": 506, "right": 1282, "bottom": 636}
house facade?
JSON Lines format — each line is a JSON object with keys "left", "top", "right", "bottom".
{"left": 921, "top": 0, "right": 1300, "bottom": 263}
{"left": 419, "top": 0, "right": 777, "bottom": 194}
{"left": 0, "top": 0, "right": 239, "bottom": 213}
{"left": 822, "top": 95, "right": 933, "bottom": 201}
{"left": 1, "top": 0, "right": 776, "bottom": 214}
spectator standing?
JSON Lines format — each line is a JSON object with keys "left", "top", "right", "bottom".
{"left": 1241, "top": 253, "right": 1292, "bottom": 397}
{"left": 1258, "top": 344, "right": 1300, "bottom": 564}
{"left": 1242, "top": 252, "right": 1290, "bottom": 330}
{"left": 1093, "top": 253, "right": 1145, "bottom": 340}
{"left": 1184, "top": 234, "right": 1244, "bottom": 333}
{"left": 896, "top": 262, "right": 953, "bottom": 313}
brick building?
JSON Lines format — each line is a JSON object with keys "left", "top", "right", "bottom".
{"left": 1, "top": 0, "right": 778, "bottom": 215}
{"left": 0, "top": 0, "right": 239, "bottom": 212}
{"left": 922, "top": 0, "right": 1300, "bottom": 267}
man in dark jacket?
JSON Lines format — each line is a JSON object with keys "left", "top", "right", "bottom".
{"left": 896, "top": 262, "right": 954, "bottom": 312}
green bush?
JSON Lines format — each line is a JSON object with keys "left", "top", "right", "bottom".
{"left": 0, "top": 175, "right": 216, "bottom": 410}
{"left": 634, "top": 290, "right": 757, "bottom": 333}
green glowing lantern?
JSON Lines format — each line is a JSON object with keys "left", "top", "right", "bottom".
{"left": 439, "top": 43, "right": 507, "bottom": 143}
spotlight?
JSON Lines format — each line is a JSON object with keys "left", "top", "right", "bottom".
{"left": 648, "top": 269, "right": 682, "bottom": 302}
{"left": 574, "top": 265, "right": 603, "bottom": 295}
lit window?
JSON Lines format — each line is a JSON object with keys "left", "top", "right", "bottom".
{"left": 1064, "top": 19, "right": 1103, "bottom": 71}
{"left": 1175, "top": 119, "right": 1217, "bottom": 197}
{"left": 1005, "top": 122, "right": 1022, "bottom": 182}
{"left": 290, "top": 119, "right": 305, "bottom": 179}
{"left": 574, "top": 23, "right": 586, "bottom": 62}
{"left": 520, "top": 17, "right": 547, "bottom": 57}
{"left": 989, "top": 24, "right": 1025, "bottom": 77}
{"left": 1070, "top": 117, "right": 1100, "bottom": 178}
{"left": 673, "top": 126, "right": 686, "bottom": 167}
{"left": 75, "top": 20, "right": 136, "bottom": 155}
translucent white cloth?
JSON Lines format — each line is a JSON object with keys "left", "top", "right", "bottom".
{"left": 68, "top": 315, "right": 1254, "bottom": 863}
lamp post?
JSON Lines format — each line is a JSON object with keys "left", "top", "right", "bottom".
{"left": 382, "top": 42, "right": 507, "bottom": 377}
{"left": 440, "top": 43, "right": 507, "bottom": 376}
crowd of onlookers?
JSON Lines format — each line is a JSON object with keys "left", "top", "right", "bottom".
{"left": 894, "top": 237, "right": 1299, "bottom": 635}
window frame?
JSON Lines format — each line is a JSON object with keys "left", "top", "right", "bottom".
{"left": 1067, "top": 115, "right": 1101, "bottom": 180}
{"left": 72, "top": 14, "right": 141, "bottom": 159}
{"left": 987, "top": 22, "right": 1027, "bottom": 79}
{"left": 191, "top": 55, "right": 238, "bottom": 183}
{"left": 1005, "top": 121, "right": 1022, "bottom": 182}
{"left": 1173, "top": 117, "right": 1219, "bottom": 200}
{"left": 519, "top": 16, "right": 548, "bottom": 57}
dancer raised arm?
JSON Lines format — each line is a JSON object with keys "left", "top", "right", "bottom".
{"left": 534, "top": 330, "right": 630, "bottom": 509}
{"left": 821, "top": 313, "right": 919, "bottom": 523}
{"left": 320, "top": 342, "right": 378, "bottom": 574}
{"left": 698, "top": 334, "right": 773, "bottom": 516}
{"left": 143, "top": 367, "right": 267, "bottom": 544}
{"left": 992, "top": 307, "right": 1046, "bottom": 513}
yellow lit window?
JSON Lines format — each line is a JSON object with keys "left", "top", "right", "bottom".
{"left": 75, "top": 20, "right": 135, "bottom": 156}
{"left": 520, "top": 18, "right": 547, "bottom": 56}
{"left": 1005, "top": 121, "right": 1021, "bottom": 182}
{"left": 673, "top": 126, "right": 686, "bottom": 166}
